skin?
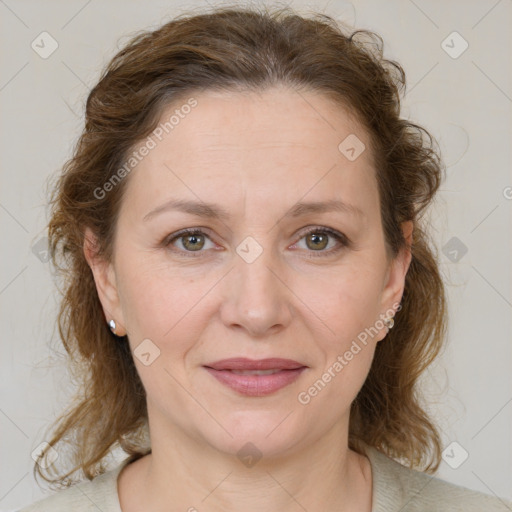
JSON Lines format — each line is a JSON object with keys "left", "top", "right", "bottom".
{"left": 84, "top": 85, "right": 412, "bottom": 512}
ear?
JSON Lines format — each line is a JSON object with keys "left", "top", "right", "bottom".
{"left": 83, "top": 227, "right": 127, "bottom": 336}
{"left": 375, "top": 220, "right": 413, "bottom": 340}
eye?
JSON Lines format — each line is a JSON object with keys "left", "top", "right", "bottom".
{"left": 164, "top": 228, "right": 216, "bottom": 257}
{"left": 163, "top": 226, "right": 350, "bottom": 258}
{"left": 291, "top": 226, "right": 349, "bottom": 257}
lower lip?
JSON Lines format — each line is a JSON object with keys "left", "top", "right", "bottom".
{"left": 204, "top": 367, "right": 307, "bottom": 396}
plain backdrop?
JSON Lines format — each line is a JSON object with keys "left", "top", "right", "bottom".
{"left": 1, "top": 0, "right": 511, "bottom": 510}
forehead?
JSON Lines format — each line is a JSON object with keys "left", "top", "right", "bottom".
{"left": 120, "top": 86, "right": 378, "bottom": 220}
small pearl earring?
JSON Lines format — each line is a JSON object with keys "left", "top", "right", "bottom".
{"left": 108, "top": 319, "right": 117, "bottom": 334}
{"left": 384, "top": 316, "right": 395, "bottom": 329}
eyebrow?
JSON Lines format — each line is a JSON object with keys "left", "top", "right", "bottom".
{"left": 143, "top": 199, "right": 231, "bottom": 222}
{"left": 143, "top": 198, "right": 364, "bottom": 222}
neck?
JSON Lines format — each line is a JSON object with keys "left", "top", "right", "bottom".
{"left": 120, "top": 406, "right": 372, "bottom": 512}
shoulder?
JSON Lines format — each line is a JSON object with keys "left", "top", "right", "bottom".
{"left": 363, "top": 445, "right": 512, "bottom": 512}
{"left": 16, "top": 459, "right": 129, "bottom": 512}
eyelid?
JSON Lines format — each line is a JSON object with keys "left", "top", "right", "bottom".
{"left": 295, "top": 225, "right": 349, "bottom": 243}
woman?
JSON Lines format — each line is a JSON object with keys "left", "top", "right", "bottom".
{"left": 18, "top": 4, "right": 511, "bottom": 512}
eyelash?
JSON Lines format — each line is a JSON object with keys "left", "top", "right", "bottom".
{"left": 163, "top": 226, "right": 350, "bottom": 259}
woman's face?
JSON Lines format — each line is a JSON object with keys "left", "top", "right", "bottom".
{"left": 87, "top": 85, "right": 411, "bottom": 459}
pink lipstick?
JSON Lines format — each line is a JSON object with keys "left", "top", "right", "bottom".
{"left": 203, "top": 358, "right": 307, "bottom": 397}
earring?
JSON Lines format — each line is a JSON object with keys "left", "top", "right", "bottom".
{"left": 108, "top": 319, "right": 117, "bottom": 334}
{"left": 384, "top": 316, "right": 395, "bottom": 329}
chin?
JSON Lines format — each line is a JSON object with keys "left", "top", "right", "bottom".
{"left": 198, "top": 409, "right": 306, "bottom": 461}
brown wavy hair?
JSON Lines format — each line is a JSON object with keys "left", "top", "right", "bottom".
{"left": 35, "top": 3, "right": 447, "bottom": 489}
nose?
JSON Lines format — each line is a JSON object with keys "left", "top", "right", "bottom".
{"left": 219, "top": 242, "right": 294, "bottom": 338}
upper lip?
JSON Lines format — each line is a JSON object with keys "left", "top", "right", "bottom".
{"left": 204, "top": 358, "right": 306, "bottom": 371}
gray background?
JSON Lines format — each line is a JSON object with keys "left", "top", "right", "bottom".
{"left": 1, "top": 0, "right": 511, "bottom": 510}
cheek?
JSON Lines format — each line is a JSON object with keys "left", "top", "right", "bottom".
{"left": 298, "top": 272, "right": 379, "bottom": 414}
{"left": 303, "top": 261, "right": 385, "bottom": 339}
{"left": 116, "top": 255, "right": 217, "bottom": 349}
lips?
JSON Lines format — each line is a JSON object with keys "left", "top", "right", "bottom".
{"left": 203, "top": 358, "right": 307, "bottom": 397}
{"left": 204, "top": 357, "right": 306, "bottom": 371}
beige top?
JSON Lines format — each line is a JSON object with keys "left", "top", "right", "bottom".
{"left": 17, "top": 445, "right": 512, "bottom": 511}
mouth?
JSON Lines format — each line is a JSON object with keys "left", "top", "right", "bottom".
{"left": 203, "top": 358, "right": 307, "bottom": 396}
{"left": 222, "top": 369, "right": 286, "bottom": 375}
